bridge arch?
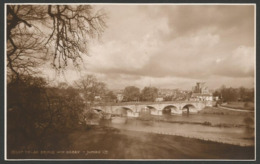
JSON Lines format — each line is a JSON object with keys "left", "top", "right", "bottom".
{"left": 182, "top": 104, "right": 197, "bottom": 115}
{"left": 114, "top": 107, "right": 134, "bottom": 117}
{"left": 92, "top": 108, "right": 103, "bottom": 112}
{"left": 147, "top": 106, "right": 158, "bottom": 115}
{"left": 162, "top": 105, "right": 181, "bottom": 115}
{"left": 139, "top": 106, "right": 158, "bottom": 116}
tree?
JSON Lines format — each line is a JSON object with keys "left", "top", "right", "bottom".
{"left": 57, "top": 82, "right": 69, "bottom": 89}
{"left": 123, "top": 86, "right": 140, "bottom": 102}
{"left": 104, "top": 91, "right": 117, "bottom": 102}
{"left": 74, "top": 75, "right": 107, "bottom": 104}
{"left": 7, "top": 76, "right": 86, "bottom": 150}
{"left": 7, "top": 75, "right": 51, "bottom": 149}
{"left": 140, "top": 87, "right": 158, "bottom": 102}
{"left": 213, "top": 90, "right": 221, "bottom": 97}
{"left": 239, "top": 87, "right": 254, "bottom": 102}
{"left": 220, "top": 87, "right": 239, "bottom": 102}
{"left": 7, "top": 5, "right": 106, "bottom": 80}
{"left": 215, "top": 86, "right": 254, "bottom": 103}
{"left": 73, "top": 75, "right": 107, "bottom": 127}
{"left": 163, "top": 95, "right": 173, "bottom": 101}
{"left": 239, "top": 87, "right": 246, "bottom": 98}
{"left": 244, "top": 89, "right": 254, "bottom": 102}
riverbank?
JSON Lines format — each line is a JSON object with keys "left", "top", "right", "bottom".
{"left": 107, "top": 119, "right": 254, "bottom": 147}
{"left": 218, "top": 105, "right": 254, "bottom": 112}
{"left": 100, "top": 106, "right": 255, "bottom": 147}
{"left": 220, "top": 102, "right": 254, "bottom": 111}
{"left": 8, "top": 126, "right": 254, "bottom": 159}
{"left": 199, "top": 106, "right": 254, "bottom": 115}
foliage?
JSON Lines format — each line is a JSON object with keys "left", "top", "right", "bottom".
{"left": 73, "top": 75, "right": 117, "bottom": 126}
{"left": 74, "top": 74, "right": 107, "bottom": 103}
{"left": 7, "top": 75, "right": 48, "bottom": 148}
{"left": 221, "top": 86, "right": 239, "bottom": 102}
{"left": 163, "top": 95, "right": 173, "bottom": 101}
{"left": 7, "top": 75, "right": 85, "bottom": 150}
{"left": 140, "top": 87, "right": 158, "bottom": 102}
{"left": 213, "top": 86, "right": 254, "bottom": 102}
{"left": 104, "top": 91, "right": 117, "bottom": 102}
{"left": 7, "top": 73, "right": 120, "bottom": 151}
{"left": 123, "top": 86, "right": 140, "bottom": 102}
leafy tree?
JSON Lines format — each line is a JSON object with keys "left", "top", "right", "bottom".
{"left": 7, "top": 5, "right": 106, "bottom": 80}
{"left": 7, "top": 76, "right": 51, "bottom": 149}
{"left": 244, "top": 89, "right": 254, "bottom": 102}
{"left": 239, "top": 87, "right": 246, "bottom": 99}
{"left": 216, "top": 86, "right": 254, "bottom": 102}
{"left": 163, "top": 95, "right": 173, "bottom": 101}
{"left": 104, "top": 91, "right": 117, "bottom": 102}
{"left": 51, "top": 86, "right": 85, "bottom": 129}
{"left": 140, "top": 87, "right": 158, "bottom": 102}
{"left": 213, "top": 90, "right": 221, "bottom": 97}
{"left": 7, "top": 75, "right": 86, "bottom": 151}
{"left": 123, "top": 86, "right": 140, "bottom": 102}
{"left": 220, "top": 87, "right": 238, "bottom": 102}
{"left": 239, "top": 87, "right": 254, "bottom": 102}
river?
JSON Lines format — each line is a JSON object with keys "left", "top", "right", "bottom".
{"left": 100, "top": 113, "right": 255, "bottom": 147}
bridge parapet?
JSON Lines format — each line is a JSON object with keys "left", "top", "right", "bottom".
{"left": 94, "top": 101, "right": 204, "bottom": 107}
{"left": 92, "top": 101, "right": 208, "bottom": 115}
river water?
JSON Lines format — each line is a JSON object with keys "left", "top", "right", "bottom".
{"left": 100, "top": 113, "right": 255, "bottom": 147}
{"left": 153, "top": 113, "right": 249, "bottom": 125}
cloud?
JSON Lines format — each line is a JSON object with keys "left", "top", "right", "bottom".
{"left": 89, "top": 32, "right": 222, "bottom": 79}
{"left": 212, "top": 46, "right": 254, "bottom": 77}
{"left": 43, "top": 5, "right": 255, "bottom": 90}
{"left": 159, "top": 5, "right": 254, "bottom": 43}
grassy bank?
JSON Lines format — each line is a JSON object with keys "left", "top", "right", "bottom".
{"left": 199, "top": 106, "right": 254, "bottom": 116}
{"left": 135, "top": 116, "right": 247, "bottom": 128}
{"left": 221, "top": 102, "right": 254, "bottom": 111}
{"left": 8, "top": 126, "right": 254, "bottom": 159}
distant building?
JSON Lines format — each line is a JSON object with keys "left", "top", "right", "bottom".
{"left": 192, "top": 82, "right": 210, "bottom": 94}
{"left": 190, "top": 82, "right": 214, "bottom": 103}
{"left": 190, "top": 93, "right": 213, "bottom": 101}
{"left": 155, "top": 97, "right": 164, "bottom": 102}
{"left": 158, "top": 89, "right": 176, "bottom": 97}
{"left": 116, "top": 93, "right": 124, "bottom": 102}
{"left": 112, "top": 89, "right": 124, "bottom": 102}
{"left": 158, "top": 89, "right": 189, "bottom": 101}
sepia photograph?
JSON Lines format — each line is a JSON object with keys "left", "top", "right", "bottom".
{"left": 5, "top": 3, "right": 256, "bottom": 160}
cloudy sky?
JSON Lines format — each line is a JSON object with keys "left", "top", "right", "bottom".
{"left": 47, "top": 4, "right": 255, "bottom": 90}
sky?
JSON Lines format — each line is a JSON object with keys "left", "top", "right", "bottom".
{"left": 44, "top": 4, "right": 255, "bottom": 90}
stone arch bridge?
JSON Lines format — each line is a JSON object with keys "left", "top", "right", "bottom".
{"left": 92, "top": 101, "right": 208, "bottom": 117}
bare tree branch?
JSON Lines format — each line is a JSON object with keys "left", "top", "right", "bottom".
{"left": 7, "top": 5, "right": 107, "bottom": 80}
